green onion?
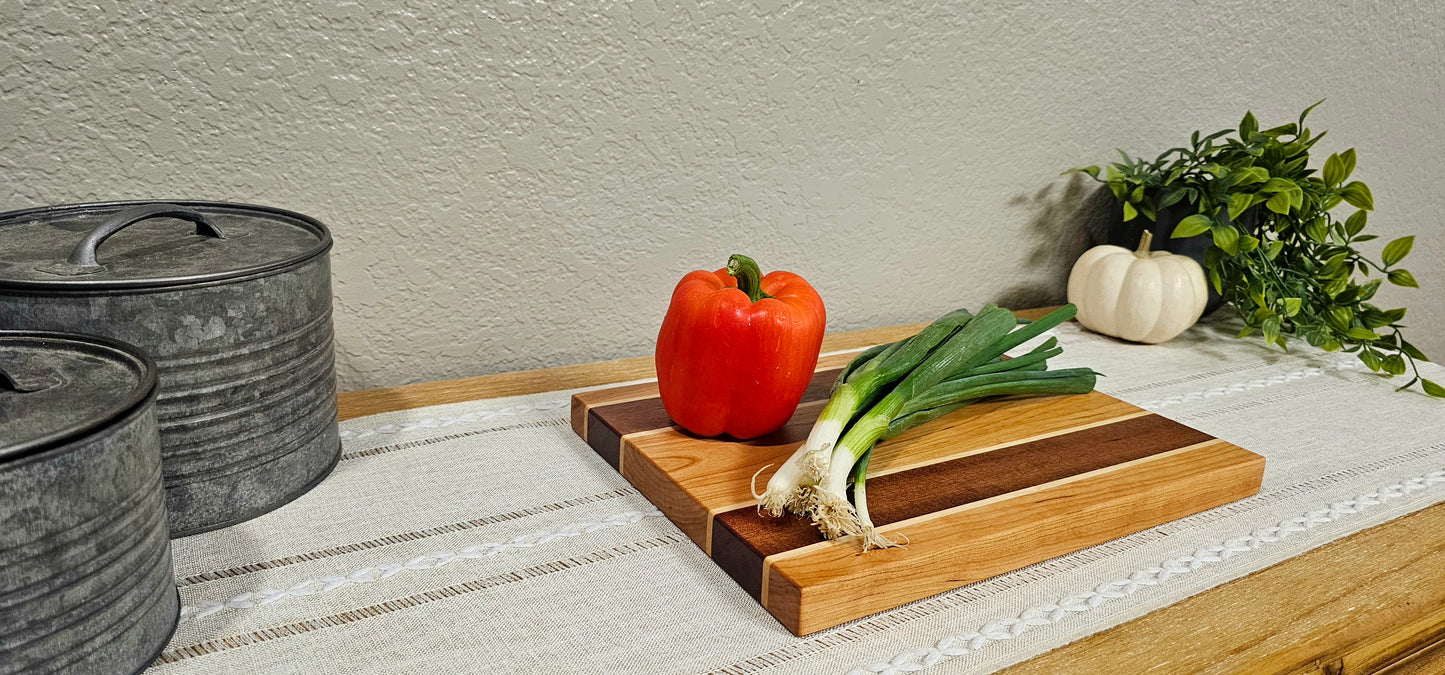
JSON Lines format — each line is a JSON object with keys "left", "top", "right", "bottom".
{"left": 810, "top": 305, "right": 1018, "bottom": 536}
{"left": 887, "top": 368, "right": 1099, "bottom": 438}
{"left": 810, "top": 305, "right": 1094, "bottom": 541}
{"left": 754, "top": 308, "right": 973, "bottom": 516}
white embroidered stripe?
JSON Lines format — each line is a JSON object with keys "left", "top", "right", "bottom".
{"left": 844, "top": 468, "right": 1445, "bottom": 675}
{"left": 1135, "top": 358, "right": 1357, "bottom": 410}
{"left": 335, "top": 346, "right": 875, "bottom": 440}
{"left": 179, "top": 510, "right": 665, "bottom": 621}
{"left": 338, "top": 399, "right": 570, "bottom": 439}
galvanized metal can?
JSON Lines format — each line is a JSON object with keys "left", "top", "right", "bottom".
{"left": 0, "top": 330, "right": 178, "bottom": 674}
{"left": 0, "top": 201, "right": 340, "bottom": 536}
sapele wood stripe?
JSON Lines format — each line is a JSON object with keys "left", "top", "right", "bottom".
{"left": 865, "top": 413, "right": 1213, "bottom": 526}
{"left": 586, "top": 413, "right": 625, "bottom": 469}
{"left": 716, "top": 413, "right": 1210, "bottom": 560}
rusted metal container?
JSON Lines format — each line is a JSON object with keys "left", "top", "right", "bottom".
{"left": 0, "top": 201, "right": 340, "bottom": 536}
{"left": 0, "top": 331, "right": 178, "bottom": 674}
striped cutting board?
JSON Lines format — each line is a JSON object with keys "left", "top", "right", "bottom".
{"left": 570, "top": 349, "right": 1264, "bottom": 636}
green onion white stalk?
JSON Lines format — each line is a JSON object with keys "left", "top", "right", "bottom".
{"left": 849, "top": 448, "right": 908, "bottom": 551}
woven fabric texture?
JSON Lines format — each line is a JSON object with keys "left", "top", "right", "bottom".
{"left": 149, "top": 315, "right": 1445, "bottom": 674}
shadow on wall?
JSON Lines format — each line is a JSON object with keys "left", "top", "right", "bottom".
{"left": 993, "top": 174, "right": 1119, "bottom": 310}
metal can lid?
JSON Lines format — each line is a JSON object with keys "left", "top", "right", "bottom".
{"left": 0, "top": 331, "right": 157, "bottom": 461}
{"left": 0, "top": 200, "right": 331, "bottom": 292}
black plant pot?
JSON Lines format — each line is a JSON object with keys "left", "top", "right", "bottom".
{"left": 1105, "top": 200, "right": 1259, "bottom": 317}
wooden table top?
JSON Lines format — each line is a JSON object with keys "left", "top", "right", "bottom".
{"left": 337, "top": 309, "right": 1445, "bottom": 675}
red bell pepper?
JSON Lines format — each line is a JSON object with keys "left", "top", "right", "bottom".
{"left": 655, "top": 254, "right": 826, "bottom": 439}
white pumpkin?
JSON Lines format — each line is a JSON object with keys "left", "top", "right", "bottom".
{"left": 1067, "top": 230, "right": 1208, "bottom": 344}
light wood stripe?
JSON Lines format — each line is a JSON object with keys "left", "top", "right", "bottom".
{"left": 762, "top": 439, "right": 1263, "bottom": 634}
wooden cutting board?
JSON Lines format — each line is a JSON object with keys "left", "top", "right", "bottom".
{"left": 570, "top": 349, "right": 1265, "bottom": 636}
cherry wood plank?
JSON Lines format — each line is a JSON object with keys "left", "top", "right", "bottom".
{"left": 763, "top": 440, "right": 1264, "bottom": 635}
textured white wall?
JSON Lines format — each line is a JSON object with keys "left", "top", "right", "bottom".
{"left": 3, "top": 0, "right": 1442, "bottom": 391}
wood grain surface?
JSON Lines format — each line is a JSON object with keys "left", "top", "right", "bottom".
{"left": 763, "top": 440, "right": 1263, "bottom": 635}
{"left": 574, "top": 335, "right": 1264, "bottom": 634}
{"left": 336, "top": 307, "right": 1445, "bottom": 672}
{"left": 570, "top": 308, "right": 1268, "bottom": 635}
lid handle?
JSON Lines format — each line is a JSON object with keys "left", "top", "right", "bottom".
{"left": 0, "top": 365, "right": 58, "bottom": 393}
{"left": 68, "top": 204, "right": 225, "bottom": 268}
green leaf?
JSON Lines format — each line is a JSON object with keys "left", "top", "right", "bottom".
{"left": 1347, "top": 327, "right": 1380, "bottom": 341}
{"left": 1137, "top": 199, "right": 1156, "bottom": 222}
{"left": 1388, "top": 269, "right": 1419, "bottom": 288}
{"left": 1236, "top": 325, "right": 1256, "bottom": 338}
{"left": 1266, "top": 191, "right": 1293, "bottom": 214}
{"left": 1264, "top": 240, "right": 1284, "bottom": 260}
{"left": 1289, "top": 187, "right": 1304, "bottom": 210}
{"left": 1323, "top": 153, "right": 1345, "bottom": 187}
{"left": 1264, "top": 123, "right": 1298, "bottom": 137}
{"left": 1212, "top": 224, "right": 1240, "bottom": 255}
{"left": 1209, "top": 267, "right": 1223, "bottom": 294}
{"left": 1422, "top": 379, "right": 1445, "bottom": 398}
{"left": 1064, "top": 166, "right": 1102, "bottom": 179}
{"left": 1234, "top": 166, "right": 1268, "bottom": 185}
{"left": 1122, "top": 201, "right": 1138, "bottom": 221}
{"left": 1261, "top": 177, "right": 1296, "bottom": 193}
{"left": 1228, "top": 193, "right": 1254, "bottom": 220}
{"left": 1240, "top": 111, "right": 1258, "bottom": 138}
{"left": 1382, "top": 353, "right": 1408, "bottom": 376}
{"left": 1282, "top": 297, "right": 1302, "bottom": 317}
{"left": 1261, "top": 316, "right": 1281, "bottom": 344}
{"left": 1383, "top": 307, "right": 1408, "bottom": 322}
{"left": 1402, "top": 339, "right": 1429, "bottom": 361}
{"left": 1326, "top": 275, "right": 1349, "bottom": 297}
{"left": 1358, "top": 278, "right": 1383, "bottom": 301}
{"left": 1298, "top": 99, "right": 1325, "bottom": 126}
{"left": 1345, "top": 210, "right": 1367, "bottom": 236}
{"left": 1250, "top": 291, "right": 1270, "bottom": 313}
{"left": 1382, "top": 236, "right": 1414, "bottom": 266}
{"left": 1158, "top": 187, "right": 1187, "bottom": 209}
{"left": 1360, "top": 349, "right": 1384, "bottom": 372}
{"left": 1340, "top": 148, "right": 1357, "bottom": 180}
{"left": 1328, "top": 306, "right": 1353, "bottom": 330}
{"left": 1173, "top": 214, "right": 1213, "bottom": 238}
{"left": 1238, "top": 235, "right": 1260, "bottom": 253}
{"left": 1341, "top": 181, "right": 1375, "bottom": 210}
{"left": 1304, "top": 218, "right": 1329, "bottom": 242}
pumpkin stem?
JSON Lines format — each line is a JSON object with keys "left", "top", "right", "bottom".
{"left": 1135, "top": 230, "right": 1155, "bottom": 257}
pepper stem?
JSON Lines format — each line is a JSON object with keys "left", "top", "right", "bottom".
{"left": 727, "top": 254, "right": 773, "bottom": 302}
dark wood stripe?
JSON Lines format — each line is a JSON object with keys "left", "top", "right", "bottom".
{"left": 586, "top": 409, "right": 625, "bottom": 469}
{"left": 710, "top": 413, "right": 1211, "bottom": 598}
{"left": 581, "top": 367, "right": 844, "bottom": 466}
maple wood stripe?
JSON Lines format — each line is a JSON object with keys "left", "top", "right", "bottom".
{"left": 710, "top": 413, "right": 1212, "bottom": 600}
{"left": 158, "top": 535, "right": 686, "bottom": 664}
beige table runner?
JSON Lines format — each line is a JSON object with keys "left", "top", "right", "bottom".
{"left": 148, "top": 315, "right": 1445, "bottom": 674}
